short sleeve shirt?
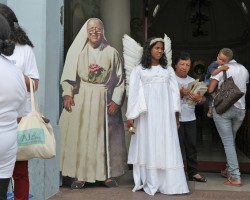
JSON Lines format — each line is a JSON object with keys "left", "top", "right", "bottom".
{"left": 175, "top": 75, "right": 196, "bottom": 122}
{"left": 6, "top": 44, "right": 40, "bottom": 115}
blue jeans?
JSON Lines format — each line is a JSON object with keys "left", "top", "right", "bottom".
{"left": 213, "top": 106, "right": 245, "bottom": 181}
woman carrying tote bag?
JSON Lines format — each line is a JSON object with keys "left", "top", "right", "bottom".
{"left": 0, "top": 4, "right": 40, "bottom": 200}
{"left": 0, "top": 14, "right": 27, "bottom": 200}
{"left": 208, "top": 48, "right": 249, "bottom": 187}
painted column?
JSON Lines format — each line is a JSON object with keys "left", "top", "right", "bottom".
{"left": 7, "top": 0, "right": 63, "bottom": 199}
{"left": 100, "top": 0, "right": 131, "bottom": 149}
{"left": 100, "top": 0, "right": 130, "bottom": 54}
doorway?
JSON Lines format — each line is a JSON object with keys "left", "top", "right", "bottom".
{"left": 63, "top": 0, "right": 250, "bottom": 172}
{"left": 129, "top": 0, "right": 250, "bottom": 172}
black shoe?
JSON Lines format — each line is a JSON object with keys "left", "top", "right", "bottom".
{"left": 189, "top": 175, "right": 207, "bottom": 183}
{"left": 70, "top": 180, "right": 85, "bottom": 190}
{"left": 104, "top": 179, "right": 118, "bottom": 188}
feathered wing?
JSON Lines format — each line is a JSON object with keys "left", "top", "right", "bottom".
{"left": 122, "top": 34, "right": 143, "bottom": 96}
{"left": 164, "top": 34, "right": 172, "bottom": 66}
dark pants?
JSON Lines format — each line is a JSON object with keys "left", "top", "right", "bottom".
{"left": 178, "top": 120, "right": 198, "bottom": 178}
{"left": 13, "top": 161, "right": 29, "bottom": 200}
{"left": 0, "top": 178, "right": 10, "bottom": 200}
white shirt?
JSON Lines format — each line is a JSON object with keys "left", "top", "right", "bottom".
{"left": 6, "top": 44, "right": 40, "bottom": 115}
{"left": 211, "top": 59, "right": 249, "bottom": 109}
{"left": 175, "top": 75, "right": 196, "bottom": 122}
{"left": 0, "top": 56, "right": 27, "bottom": 177}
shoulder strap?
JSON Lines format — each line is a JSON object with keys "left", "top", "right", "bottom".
{"left": 223, "top": 70, "right": 227, "bottom": 80}
{"left": 29, "top": 77, "right": 39, "bottom": 112}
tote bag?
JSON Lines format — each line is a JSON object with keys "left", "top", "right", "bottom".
{"left": 16, "top": 79, "right": 56, "bottom": 161}
{"left": 213, "top": 71, "right": 244, "bottom": 114}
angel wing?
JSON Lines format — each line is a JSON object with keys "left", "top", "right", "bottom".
{"left": 122, "top": 34, "right": 143, "bottom": 96}
{"left": 164, "top": 34, "right": 172, "bottom": 66}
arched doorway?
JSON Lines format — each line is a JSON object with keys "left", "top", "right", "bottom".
{"left": 130, "top": 0, "right": 250, "bottom": 172}
{"left": 63, "top": 0, "right": 250, "bottom": 173}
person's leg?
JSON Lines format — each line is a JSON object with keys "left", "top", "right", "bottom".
{"left": 213, "top": 107, "right": 241, "bottom": 181}
{"left": 182, "top": 120, "right": 198, "bottom": 178}
{"left": 207, "top": 97, "right": 213, "bottom": 118}
{"left": 232, "top": 107, "right": 245, "bottom": 140}
{"left": 13, "top": 161, "right": 29, "bottom": 200}
{"left": 178, "top": 122, "right": 185, "bottom": 148}
{"left": 179, "top": 121, "right": 206, "bottom": 182}
{"left": 0, "top": 178, "right": 10, "bottom": 200}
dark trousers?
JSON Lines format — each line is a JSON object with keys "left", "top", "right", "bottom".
{"left": 13, "top": 161, "right": 29, "bottom": 200}
{"left": 0, "top": 178, "right": 10, "bottom": 200}
{"left": 178, "top": 120, "right": 198, "bottom": 177}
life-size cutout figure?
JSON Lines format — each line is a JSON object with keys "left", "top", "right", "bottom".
{"left": 60, "top": 18, "right": 128, "bottom": 189}
{"left": 125, "top": 36, "right": 189, "bottom": 196}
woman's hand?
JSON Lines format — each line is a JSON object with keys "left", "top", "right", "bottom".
{"left": 107, "top": 100, "right": 118, "bottom": 114}
{"left": 127, "top": 119, "right": 134, "bottom": 128}
{"left": 188, "top": 92, "right": 206, "bottom": 104}
{"left": 180, "top": 87, "right": 189, "bottom": 98}
{"left": 188, "top": 93, "right": 201, "bottom": 101}
{"left": 63, "top": 95, "right": 74, "bottom": 112}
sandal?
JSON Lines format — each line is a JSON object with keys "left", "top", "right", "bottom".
{"left": 220, "top": 170, "right": 230, "bottom": 178}
{"left": 70, "top": 180, "right": 85, "bottom": 190}
{"left": 104, "top": 178, "right": 118, "bottom": 187}
{"left": 189, "top": 174, "right": 207, "bottom": 183}
{"left": 224, "top": 178, "right": 242, "bottom": 187}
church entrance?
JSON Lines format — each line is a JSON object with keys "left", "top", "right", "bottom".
{"left": 63, "top": 0, "right": 250, "bottom": 173}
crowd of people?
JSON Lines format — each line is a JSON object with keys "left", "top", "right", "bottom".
{"left": 0, "top": 4, "right": 249, "bottom": 199}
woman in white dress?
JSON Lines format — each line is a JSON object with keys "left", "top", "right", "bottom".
{"left": 126, "top": 37, "right": 189, "bottom": 195}
{"left": 0, "top": 14, "right": 27, "bottom": 200}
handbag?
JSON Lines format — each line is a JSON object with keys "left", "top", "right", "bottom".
{"left": 213, "top": 71, "right": 244, "bottom": 114}
{"left": 16, "top": 78, "right": 56, "bottom": 161}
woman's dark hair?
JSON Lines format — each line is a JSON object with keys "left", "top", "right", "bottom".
{"left": 0, "top": 14, "right": 15, "bottom": 56}
{"left": 0, "top": 3, "right": 34, "bottom": 47}
{"left": 174, "top": 51, "right": 191, "bottom": 65}
{"left": 141, "top": 37, "right": 168, "bottom": 69}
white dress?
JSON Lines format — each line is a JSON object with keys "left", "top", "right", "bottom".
{"left": 0, "top": 56, "right": 27, "bottom": 178}
{"left": 126, "top": 65, "right": 189, "bottom": 195}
